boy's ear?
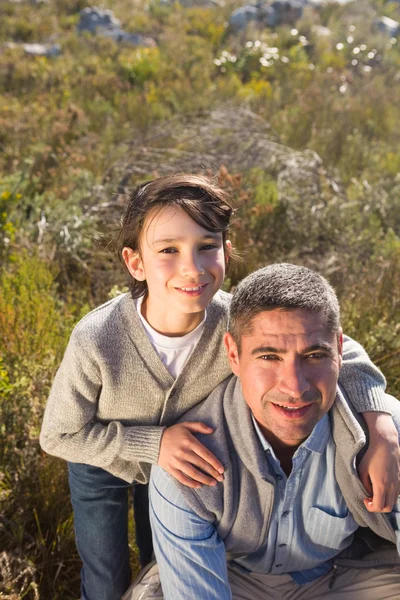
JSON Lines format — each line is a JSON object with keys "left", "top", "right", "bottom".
{"left": 122, "top": 247, "right": 146, "bottom": 281}
{"left": 224, "top": 332, "right": 240, "bottom": 376}
{"left": 225, "top": 239, "right": 232, "bottom": 262}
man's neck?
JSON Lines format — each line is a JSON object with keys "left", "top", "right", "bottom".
{"left": 271, "top": 443, "right": 297, "bottom": 477}
{"left": 257, "top": 424, "right": 304, "bottom": 477}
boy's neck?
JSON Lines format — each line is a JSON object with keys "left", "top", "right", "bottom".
{"left": 141, "top": 297, "right": 205, "bottom": 337}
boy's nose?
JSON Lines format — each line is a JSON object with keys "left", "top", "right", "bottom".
{"left": 180, "top": 254, "right": 205, "bottom": 277}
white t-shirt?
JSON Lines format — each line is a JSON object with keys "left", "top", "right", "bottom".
{"left": 136, "top": 296, "right": 205, "bottom": 379}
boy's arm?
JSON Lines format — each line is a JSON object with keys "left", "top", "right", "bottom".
{"left": 149, "top": 466, "right": 231, "bottom": 600}
{"left": 387, "top": 405, "right": 400, "bottom": 555}
{"left": 40, "top": 326, "right": 224, "bottom": 485}
{"left": 40, "top": 327, "right": 165, "bottom": 474}
{"left": 340, "top": 335, "right": 387, "bottom": 413}
{"left": 340, "top": 336, "right": 400, "bottom": 512}
{"left": 360, "top": 411, "right": 400, "bottom": 513}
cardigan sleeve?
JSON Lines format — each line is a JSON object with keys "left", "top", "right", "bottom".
{"left": 339, "top": 335, "right": 388, "bottom": 414}
{"left": 39, "top": 325, "right": 165, "bottom": 476}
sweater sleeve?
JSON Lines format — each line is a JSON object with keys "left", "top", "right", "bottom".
{"left": 339, "top": 335, "right": 388, "bottom": 414}
{"left": 39, "top": 327, "right": 165, "bottom": 473}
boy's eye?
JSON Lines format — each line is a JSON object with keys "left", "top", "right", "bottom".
{"left": 201, "top": 244, "right": 218, "bottom": 251}
{"left": 159, "top": 248, "right": 178, "bottom": 254}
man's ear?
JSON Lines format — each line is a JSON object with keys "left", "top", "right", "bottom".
{"left": 224, "top": 332, "right": 240, "bottom": 376}
{"left": 122, "top": 247, "right": 146, "bottom": 281}
{"left": 337, "top": 328, "right": 343, "bottom": 366}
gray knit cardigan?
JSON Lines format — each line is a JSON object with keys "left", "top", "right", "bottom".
{"left": 177, "top": 378, "right": 400, "bottom": 565}
{"left": 40, "top": 291, "right": 389, "bottom": 483}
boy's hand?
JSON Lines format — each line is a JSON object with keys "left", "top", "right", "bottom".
{"left": 158, "top": 422, "right": 225, "bottom": 488}
{"left": 358, "top": 412, "right": 400, "bottom": 512}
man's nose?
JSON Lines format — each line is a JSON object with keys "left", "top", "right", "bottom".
{"left": 277, "top": 361, "right": 310, "bottom": 398}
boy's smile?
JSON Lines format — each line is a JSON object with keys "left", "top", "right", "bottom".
{"left": 175, "top": 283, "right": 209, "bottom": 297}
{"left": 123, "top": 206, "right": 228, "bottom": 336}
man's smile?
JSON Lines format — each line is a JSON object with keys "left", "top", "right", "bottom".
{"left": 270, "top": 402, "right": 314, "bottom": 419}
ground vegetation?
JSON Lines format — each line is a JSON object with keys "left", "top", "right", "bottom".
{"left": 0, "top": 0, "right": 399, "bottom": 596}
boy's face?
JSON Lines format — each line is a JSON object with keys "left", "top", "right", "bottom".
{"left": 123, "top": 206, "right": 227, "bottom": 334}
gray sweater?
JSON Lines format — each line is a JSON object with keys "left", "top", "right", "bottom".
{"left": 40, "top": 291, "right": 389, "bottom": 483}
{"left": 177, "top": 378, "right": 400, "bottom": 564}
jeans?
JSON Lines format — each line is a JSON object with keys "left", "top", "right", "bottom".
{"left": 68, "top": 462, "right": 153, "bottom": 600}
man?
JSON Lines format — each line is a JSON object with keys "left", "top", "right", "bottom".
{"left": 148, "top": 263, "right": 400, "bottom": 600}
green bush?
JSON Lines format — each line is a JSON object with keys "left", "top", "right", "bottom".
{"left": 0, "top": 0, "right": 399, "bottom": 595}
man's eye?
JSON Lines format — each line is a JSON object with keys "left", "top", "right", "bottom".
{"left": 306, "top": 353, "right": 327, "bottom": 360}
{"left": 260, "top": 355, "right": 279, "bottom": 361}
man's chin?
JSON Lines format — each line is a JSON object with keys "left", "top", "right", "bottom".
{"left": 262, "top": 413, "right": 322, "bottom": 446}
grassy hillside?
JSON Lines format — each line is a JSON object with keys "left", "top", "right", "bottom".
{"left": 0, "top": 0, "right": 399, "bottom": 596}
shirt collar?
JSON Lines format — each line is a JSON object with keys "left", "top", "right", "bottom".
{"left": 135, "top": 295, "right": 206, "bottom": 350}
{"left": 251, "top": 413, "right": 331, "bottom": 457}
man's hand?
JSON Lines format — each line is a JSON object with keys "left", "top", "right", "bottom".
{"left": 358, "top": 412, "right": 400, "bottom": 512}
{"left": 158, "top": 422, "right": 225, "bottom": 489}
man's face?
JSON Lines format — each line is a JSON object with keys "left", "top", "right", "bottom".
{"left": 224, "top": 309, "right": 343, "bottom": 448}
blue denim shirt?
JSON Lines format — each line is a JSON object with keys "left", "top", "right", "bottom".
{"left": 150, "top": 415, "right": 361, "bottom": 599}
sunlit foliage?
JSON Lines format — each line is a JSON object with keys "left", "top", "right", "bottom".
{"left": 0, "top": 0, "right": 399, "bottom": 596}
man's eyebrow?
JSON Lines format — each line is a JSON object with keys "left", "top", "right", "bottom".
{"left": 250, "top": 342, "right": 334, "bottom": 356}
{"left": 303, "top": 342, "right": 334, "bottom": 354}
{"left": 251, "top": 346, "right": 286, "bottom": 356}
{"left": 152, "top": 233, "right": 221, "bottom": 245}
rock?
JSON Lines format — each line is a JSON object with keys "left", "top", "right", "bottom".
{"left": 373, "top": 16, "right": 399, "bottom": 37}
{"left": 77, "top": 7, "right": 121, "bottom": 34}
{"left": 23, "top": 43, "right": 61, "bottom": 57}
{"left": 101, "top": 29, "right": 156, "bottom": 47}
{"left": 230, "top": 5, "right": 263, "bottom": 31}
{"left": 77, "top": 7, "right": 156, "bottom": 46}
{"left": 152, "top": 0, "right": 223, "bottom": 6}
{"left": 268, "top": 0, "right": 303, "bottom": 27}
{"left": 178, "top": 0, "right": 222, "bottom": 6}
{"left": 230, "top": 0, "right": 302, "bottom": 31}
{"left": 306, "top": 0, "right": 354, "bottom": 4}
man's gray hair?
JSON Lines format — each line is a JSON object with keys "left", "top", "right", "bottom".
{"left": 229, "top": 263, "right": 340, "bottom": 346}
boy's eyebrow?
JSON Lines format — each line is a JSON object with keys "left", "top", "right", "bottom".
{"left": 153, "top": 233, "right": 222, "bottom": 245}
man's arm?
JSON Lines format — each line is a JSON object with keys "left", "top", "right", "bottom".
{"left": 149, "top": 466, "right": 231, "bottom": 600}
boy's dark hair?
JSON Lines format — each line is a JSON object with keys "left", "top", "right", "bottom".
{"left": 229, "top": 263, "right": 340, "bottom": 351}
{"left": 116, "top": 174, "right": 236, "bottom": 298}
